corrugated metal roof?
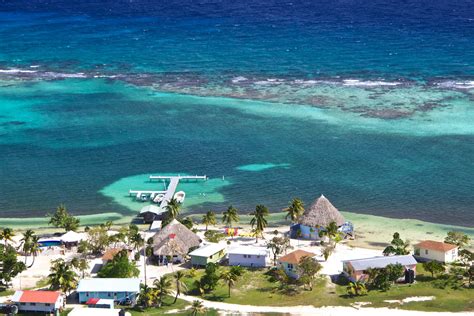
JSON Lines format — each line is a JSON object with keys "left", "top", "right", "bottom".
{"left": 189, "top": 243, "right": 226, "bottom": 257}
{"left": 13, "top": 290, "right": 61, "bottom": 304}
{"left": 77, "top": 278, "right": 140, "bottom": 293}
{"left": 140, "top": 205, "right": 166, "bottom": 215}
{"left": 227, "top": 246, "right": 268, "bottom": 256}
{"left": 344, "top": 255, "right": 417, "bottom": 271}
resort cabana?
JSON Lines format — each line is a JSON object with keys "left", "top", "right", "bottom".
{"left": 290, "top": 194, "right": 353, "bottom": 240}
{"left": 139, "top": 205, "right": 167, "bottom": 224}
{"left": 60, "top": 231, "right": 84, "bottom": 248}
{"left": 152, "top": 219, "right": 201, "bottom": 264}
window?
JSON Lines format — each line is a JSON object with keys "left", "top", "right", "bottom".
{"left": 288, "top": 263, "right": 293, "bottom": 270}
{"left": 86, "top": 293, "right": 89, "bottom": 297}
{"left": 45, "top": 303, "right": 51, "bottom": 306}
{"left": 20, "top": 303, "right": 25, "bottom": 306}
{"left": 425, "top": 249, "right": 429, "bottom": 255}
{"left": 243, "top": 254, "right": 247, "bottom": 258}
{"left": 257, "top": 256, "right": 260, "bottom": 258}
{"left": 108, "top": 293, "right": 111, "bottom": 297}
{"left": 210, "top": 255, "right": 213, "bottom": 259}
{"left": 248, "top": 255, "right": 252, "bottom": 258}
{"left": 30, "top": 303, "right": 36, "bottom": 306}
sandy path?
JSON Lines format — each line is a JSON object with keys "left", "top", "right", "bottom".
{"left": 175, "top": 293, "right": 473, "bottom": 315}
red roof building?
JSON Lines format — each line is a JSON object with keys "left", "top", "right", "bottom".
{"left": 414, "top": 240, "right": 459, "bottom": 263}
{"left": 12, "top": 290, "right": 63, "bottom": 313}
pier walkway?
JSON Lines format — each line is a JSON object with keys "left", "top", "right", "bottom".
{"left": 130, "top": 174, "right": 207, "bottom": 216}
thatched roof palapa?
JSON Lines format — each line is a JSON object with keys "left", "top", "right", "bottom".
{"left": 152, "top": 219, "right": 201, "bottom": 257}
{"left": 298, "top": 194, "right": 345, "bottom": 227}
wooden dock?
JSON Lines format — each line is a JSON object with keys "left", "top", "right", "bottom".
{"left": 129, "top": 190, "right": 166, "bottom": 195}
{"left": 149, "top": 175, "right": 207, "bottom": 182}
{"left": 130, "top": 174, "right": 207, "bottom": 215}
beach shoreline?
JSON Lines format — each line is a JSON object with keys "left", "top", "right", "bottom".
{"left": 1, "top": 210, "right": 472, "bottom": 250}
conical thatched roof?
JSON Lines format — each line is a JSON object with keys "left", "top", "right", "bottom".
{"left": 152, "top": 219, "right": 201, "bottom": 256}
{"left": 298, "top": 195, "right": 345, "bottom": 227}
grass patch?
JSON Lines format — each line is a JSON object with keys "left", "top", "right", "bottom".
{"left": 182, "top": 267, "right": 333, "bottom": 307}
{"left": 0, "top": 289, "right": 14, "bottom": 297}
{"left": 177, "top": 264, "right": 473, "bottom": 312}
{"left": 335, "top": 263, "right": 474, "bottom": 312}
{"left": 127, "top": 296, "right": 192, "bottom": 316}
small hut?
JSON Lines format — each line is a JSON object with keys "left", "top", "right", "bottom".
{"left": 290, "top": 194, "right": 352, "bottom": 240}
{"left": 60, "top": 231, "right": 84, "bottom": 249}
{"left": 139, "top": 205, "right": 167, "bottom": 224}
{"left": 152, "top": 219, "right": 201, "bottom": 264}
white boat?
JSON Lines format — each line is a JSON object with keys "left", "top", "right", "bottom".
{"left": 140, "top": 193, "right": 148, "bottom": 202}
{"left": 174, "top": 191, "right": 186, "bottom": 203}
{"left": 135, "top": 192, "right": 142, "bottom": 201}
{"left": 153, "top": 193, "right": 165, "bottom": 203}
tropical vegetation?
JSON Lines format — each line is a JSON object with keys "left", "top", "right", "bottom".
{"left": 48, "top": 204, "right": 80, "bottom": 232}
{"left": 249, "top": 204, "right": 269, "bottom": 242}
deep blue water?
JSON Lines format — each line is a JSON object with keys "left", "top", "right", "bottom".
{"left": 0, "top": 0, "right": 473, "bottom": 226}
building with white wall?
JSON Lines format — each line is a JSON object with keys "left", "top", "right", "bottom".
{"left": 12, "top": 290, "right": 63, "bottom": 314}
{"left": 414, "top": 240, "right": 458, "bottom": 263}
{"left": 228, "top": 246, "right": 269, "bottom": 267}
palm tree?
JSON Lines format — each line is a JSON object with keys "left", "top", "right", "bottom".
{"left": 173, "top": 271, "right": 188, "bottom": 303}
{"left": 318, "top": 221, "right": 341, "bottom": 248}
{"left": 284, "top": 198, "right": 304, "bottom": 223}
{"left": 139, "top": 284, "right": 159, "bottom": 308}
{"left": 47, "top": 259, "right": 78, "bottom": 295}
{"left": 191, "top": 300, "right": 206, "bottom": 316}
{"left": 104, "top": 220, "right": 113, "bottom": 231}
{"left": 383, "top": 232, "right": 410, "bottom": 256}
{"left": 165, "top": 198, "right": 181, "bottom": 220}
{"left": 70, "top": 257, "right": 89, "bottom": 278}
{"left": 20, "top": 229, "right": 35, "bottom": 264}
{"left": 201, "top": 211, "right": 217, "bottom": 231}
{"left": 28, "top": 236, "right": 41, "bottom": 268}
{"left": 154, "top": 275, "right": 172, "bottom": 307}
{"left": 222, "top": 206, "right": 239, "bottom": 228}
{"left": 220, "top": 270, "right": 239, "bottom": 297}
{"left": 346, "top": 281, "right": 367, "bottom": 297}
{"left": 249, "top": 205, "right": 269, "bottom": 243}
{"left": 1, "top": 228, "right": 15, "bottom": 247}
{"left": 130, "top": 232, "right": 144, "bottom": 254}
{"left": 193, "top": 280, "right": 204, "bottom": 297}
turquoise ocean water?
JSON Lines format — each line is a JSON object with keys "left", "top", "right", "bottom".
{"left": 0, "top": 0, "right": 473, "bottom": 227}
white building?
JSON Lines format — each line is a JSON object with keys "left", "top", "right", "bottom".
{"left": 12, "top": 290, "right": 63, "bottom": 313}
{"left": 228, "top": 246, "right": 269, "bottom": 267}
{"left": 414, "top": 240, "right": 459, "bottom": 263}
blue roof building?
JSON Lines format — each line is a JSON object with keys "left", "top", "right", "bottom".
{"left": 77, "top": 278, "right": 140, "bottom": 305}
